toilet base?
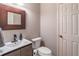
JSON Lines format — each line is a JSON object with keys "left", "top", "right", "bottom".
{"left": 33, "top": 49, "right": 39, "bottom": 56}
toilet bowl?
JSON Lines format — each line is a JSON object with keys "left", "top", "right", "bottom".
{"left": 37, "top": 47, "right": 52, "bottom": 56}
{"left": 33, "top": 47, "right": 52, "bottom": 56}
{"left": 32, "top": 37, "right": 52, "bottom": 56}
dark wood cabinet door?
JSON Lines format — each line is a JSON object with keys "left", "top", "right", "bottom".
{"left": 20, "top": 45, "right": 33, "bottom": 56}
{"left": 5, "top": 50, "right": 20, "bottom": 56}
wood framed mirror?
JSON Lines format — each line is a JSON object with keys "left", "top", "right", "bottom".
{"left": 0, "top": 4, "right": 26, "bottom": 30}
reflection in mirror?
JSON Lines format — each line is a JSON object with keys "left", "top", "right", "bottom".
{"left": 8, "top": 12, "right": 21, "bottom": 25}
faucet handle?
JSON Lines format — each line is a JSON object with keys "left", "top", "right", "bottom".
{"left": 14, "top": 34, "right": 17, "bottom": 41}
{"left": 19, "top": 33, "right": 22, "bottom": 40}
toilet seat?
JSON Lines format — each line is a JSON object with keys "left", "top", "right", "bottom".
{"left": 38, "top": 47, "right": 52, "bottom": 56}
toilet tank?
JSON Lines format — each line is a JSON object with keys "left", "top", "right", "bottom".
{"left": 32, "top": 37, "right": 42, "bottom": 49}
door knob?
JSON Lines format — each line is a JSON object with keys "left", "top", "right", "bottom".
{"left": 59, "top": 35, "right": 63, "bottom": 38}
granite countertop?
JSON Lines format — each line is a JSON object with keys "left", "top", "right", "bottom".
{"left": 0, "top": 39, "right": 32, "bottom": 56}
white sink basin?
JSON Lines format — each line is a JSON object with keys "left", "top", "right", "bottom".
{"left": 4, "top": 39, "right": 31, "bottom": 48}
{"left": 5, "top": 40, "right": 21, "bottom": 47}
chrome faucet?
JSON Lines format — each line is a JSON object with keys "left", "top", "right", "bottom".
{"left": 12, "top": 34, "right": 17, "bottom": 42}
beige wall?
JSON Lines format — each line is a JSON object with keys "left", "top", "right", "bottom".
{"left": 40, "top": 3, "right": 57, "bottom": 55}
{"left": 1, "top": 3, "right": 57, "bottom": 55}
{"left": 2, "top": 3, "right": 40, "bottom": 42}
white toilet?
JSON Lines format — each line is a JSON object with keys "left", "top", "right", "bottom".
{"left": 32, "top": 37, "right": 52, "bottom": 56}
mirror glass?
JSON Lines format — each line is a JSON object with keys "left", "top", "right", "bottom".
{"left": 8, "top": 12, "right": 21, "bottom": 25}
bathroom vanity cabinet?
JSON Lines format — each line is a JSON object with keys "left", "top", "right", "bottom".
{"left": 5, "top": 49, "right": 20, "bottom": 56}
{"left": 20, "top": 44, "right": 32, "bottom": 56}
{"left": 3, "top": 44, "right": 32, "bottom": 56}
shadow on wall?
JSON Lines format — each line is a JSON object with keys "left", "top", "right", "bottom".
{"left": 40, "top": 40, "right": 45, "bottom": 47}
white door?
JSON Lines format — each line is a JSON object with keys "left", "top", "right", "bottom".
{"left": 57, "top": 3, "right": 79, "bottom": 56}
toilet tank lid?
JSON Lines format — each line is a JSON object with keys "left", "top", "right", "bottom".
{"left": 31, "top": 37, "right": 42, "bottom": 42}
